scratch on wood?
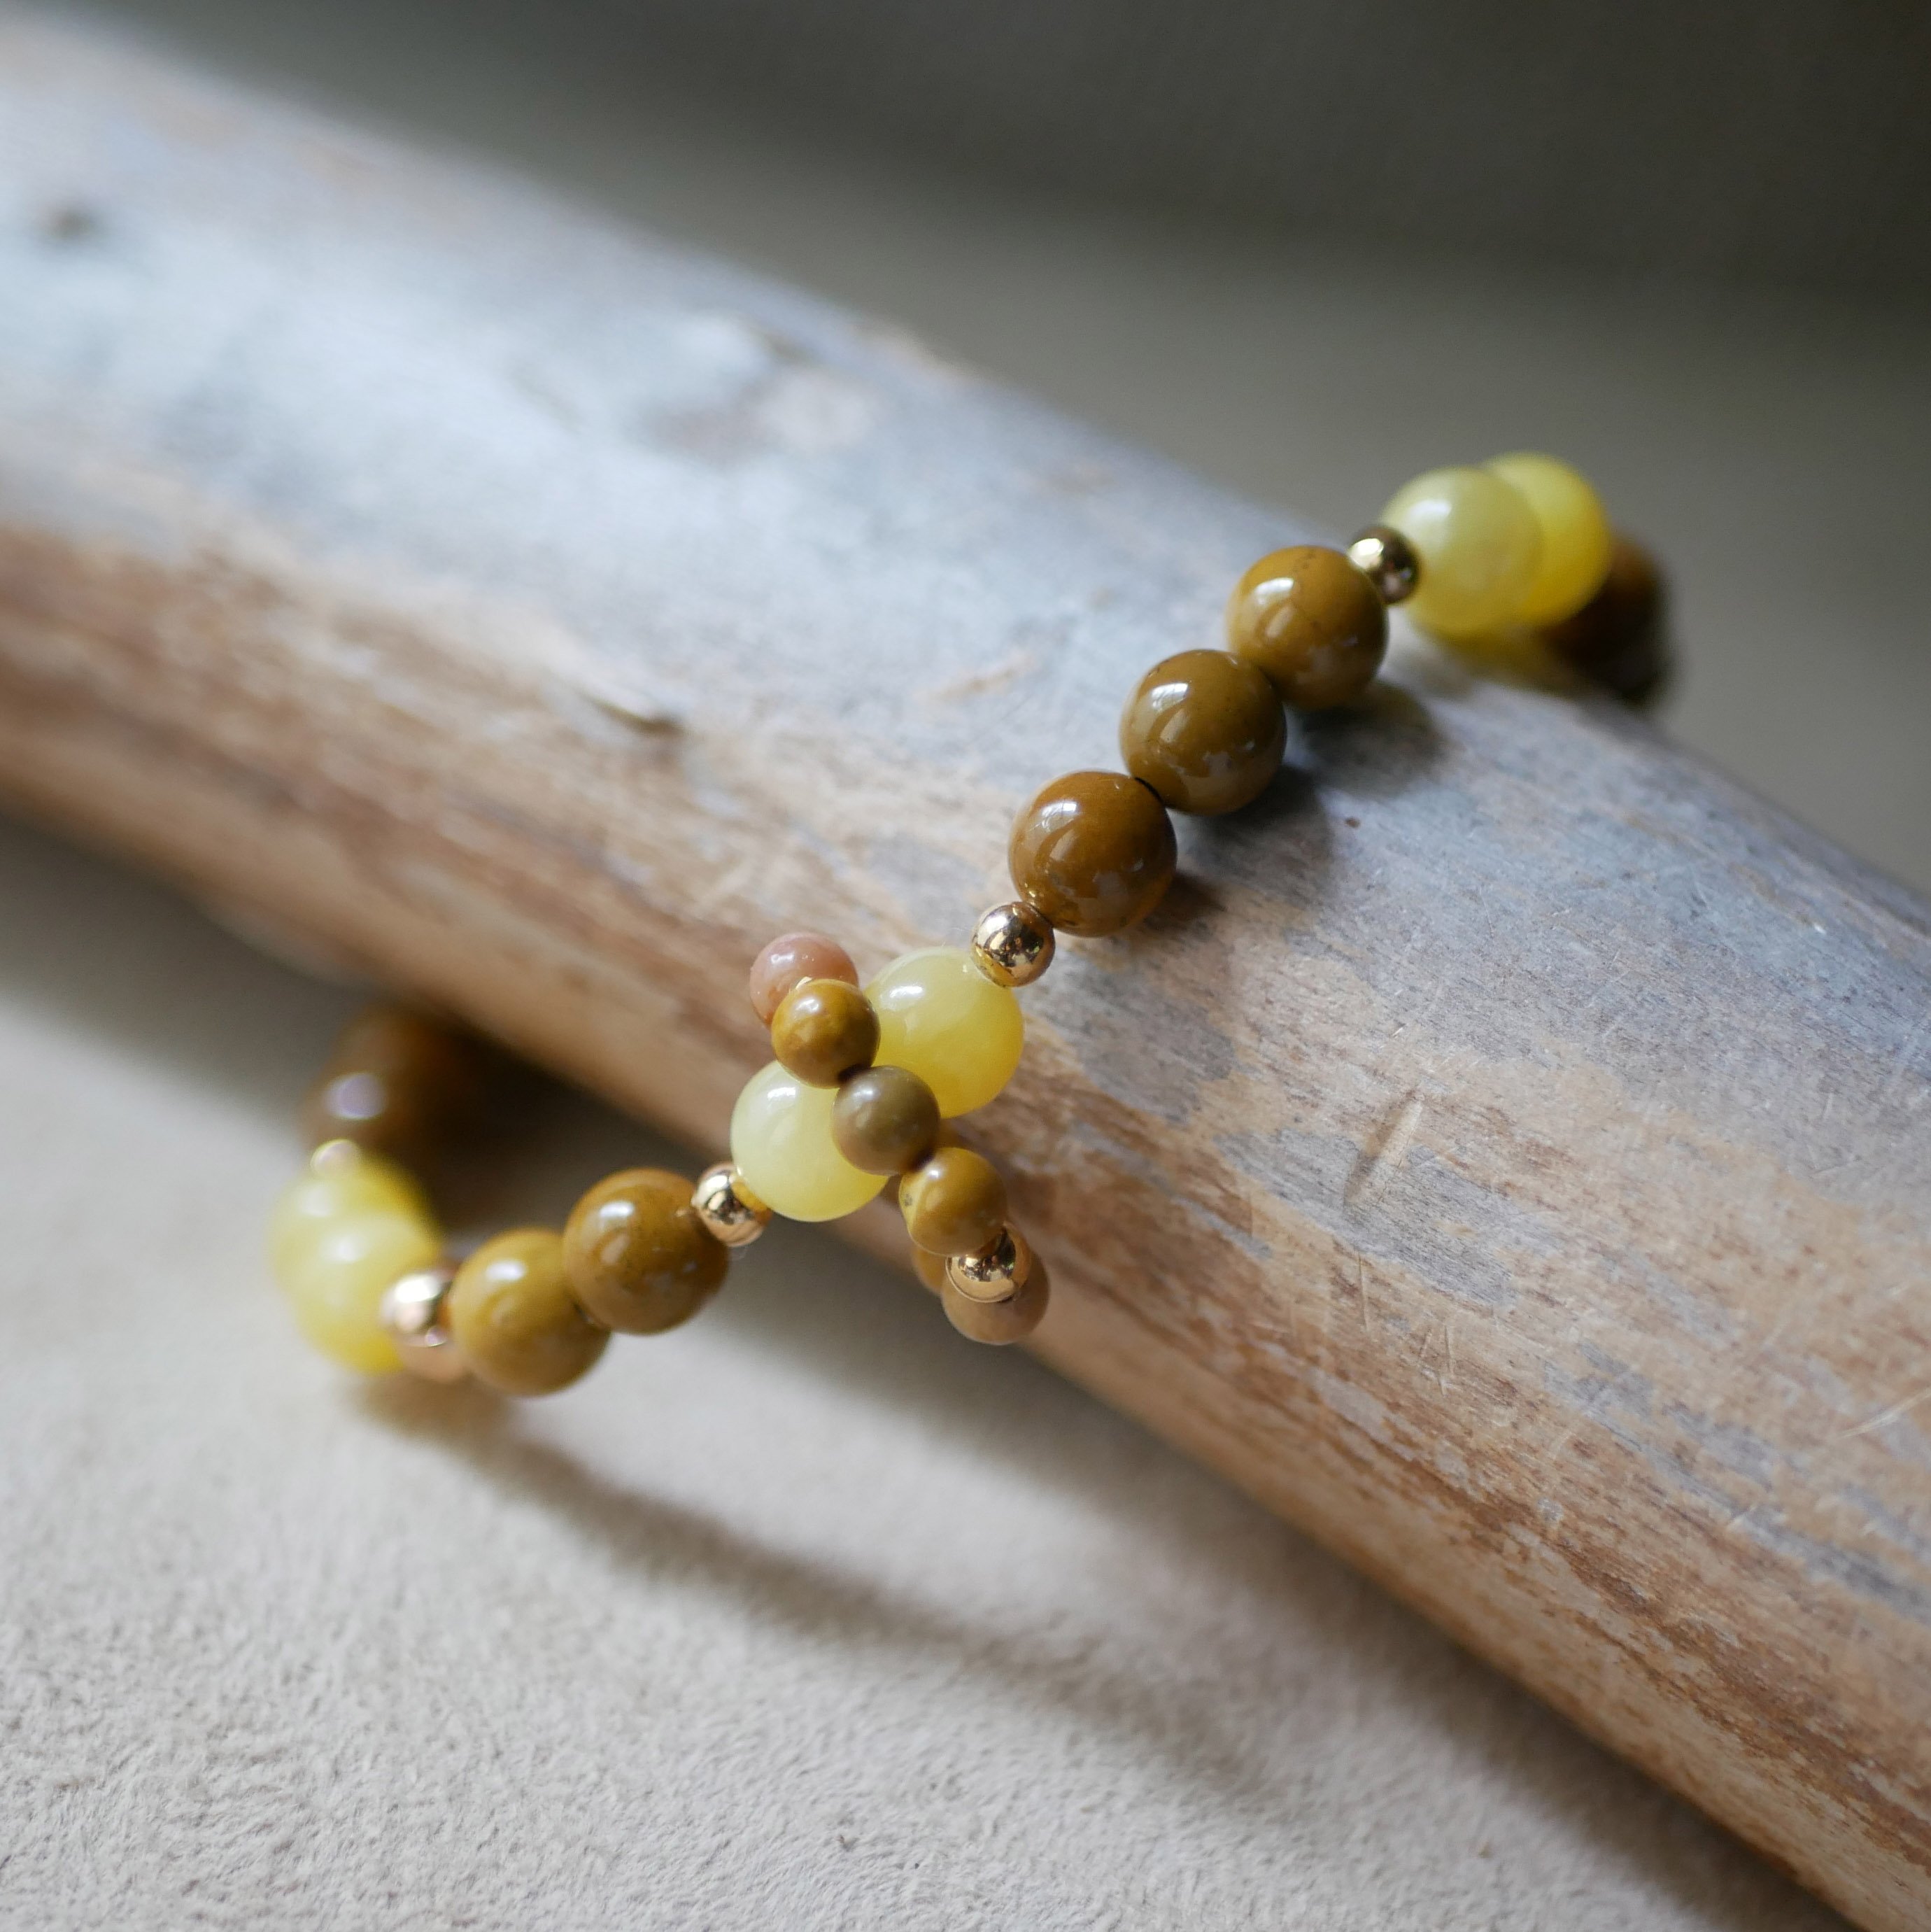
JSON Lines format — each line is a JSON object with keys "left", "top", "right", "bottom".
{"left": 1833, "top": 1388, "right": 1931, "bottom": 1443}
{"left": 1345, "top": 1089, "right": 1424, "bottom": 1211}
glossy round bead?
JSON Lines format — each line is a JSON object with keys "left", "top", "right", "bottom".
{"left": 1345, "top": 524, "right": 1421, "bottom": 605}
{"left": 268, "top": 1140, "right": 430, "bottom": 1278}
{"left": 831, "top": 1065, "right": 942, "bottom": 1175}
{"left": 1226, "top": 545, "right": 1389, "bottom": 711}
{"left": 302, "top": 1005, "right": 488, "bottom": 1160}
{"left": 691, "top": 1162, "right": 772, "bottom": 1247}
{"left": 748, "top": 932, "right": 860, "bottom": 1027}
{"left": 1119, "top": 648, "right": 1286, "bottom": 815}
{"left": 563, "top": 1167, "right": 730, "bottom": 1335}
{"left": 900, "top": 1146, "right": 1008, "bottom": 1257}
{"left": 770, "top": 978, "right": 879, "bottom": 1087}
{"left": 867, "top": 947, "right": 1024, "bottom": 1118}
{"left": 1540, "top": 533, "right": 1670, "bottom": 705}
{"left": 1485, "top": 453, "right": 1613, "bottom": 626}
{"left": 274, "top": 1198, "right": 441, "bottom": 1375}
{"left": 970, "top": 901, "right": 1056, "bottom": 989}
{"left": 1380, "top": 465, "right": 1541, "bottom": 640}
{"left": 730, "top": 1062, "right": 888, "bottom": 1222}
{"left": 1008, "top": 771, "right": 1176, "bottom": 940}
{"left": 378, "top": 1260, "right": 467, "bottom": 1383}
{"left": 446, "top": 1228, "right": 609, "bottom": 1397}
{"left": 942, "top": 1255, "right": 1049, "bottom": 1344}
{"left": 945, "top": 1225, "right": 1033, "bottom": 1304}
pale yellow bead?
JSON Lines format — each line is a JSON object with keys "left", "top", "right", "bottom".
{"left": 275, "top": 1207, "right": 440, "bottom": 1374}
{"left": 267, "top": 1141, "right": 430, "bottom": 1278}
{"left": 867, "top": 947, "right": 1024, "bottom": 1119}
{"left": 1485, "top": 453, "right": 1613, "bottom": 625}
{"left": 729, "top": 1061, "right": 886, "bottom": 1222}
{"left": 1380, "top": 465, "right": 1541, "bottom": 640}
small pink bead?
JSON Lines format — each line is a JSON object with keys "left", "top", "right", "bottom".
{"left": 748, "top": 931, "right": 859, "bottom": 1025}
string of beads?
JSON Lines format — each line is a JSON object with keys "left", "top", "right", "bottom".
{"left": 270, "top": 453, "right": 1665, "bottom": 1394}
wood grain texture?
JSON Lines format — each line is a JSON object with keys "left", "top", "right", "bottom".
{"left": 0, "top": 15, "right": 1925, "bottom": 1925}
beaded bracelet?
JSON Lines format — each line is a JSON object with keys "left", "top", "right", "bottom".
{"left": 269, "top": 454, "right": 1665, "bottom": 1395}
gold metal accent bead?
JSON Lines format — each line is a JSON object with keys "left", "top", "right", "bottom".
{"left": 970, "top": 899, "right": 1056, "bottom": 988}
{"left": 945, "top": 1225, "right": 1033, "bottom": 1305}
{"left": 378, "top": 1259, "right": 467, "bottom": 1383}
{"left": 1346, "top": 524, "right": 1421, "bottom": 606}
{"left": 691, "top": 1162, "right": 772, "bottom": 1248}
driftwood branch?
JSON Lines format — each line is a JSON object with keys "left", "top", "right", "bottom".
{"left": 1, "top": 15, "right": 1927, "bottom": 1926}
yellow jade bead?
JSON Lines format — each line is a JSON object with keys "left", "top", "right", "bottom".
{"left": 274, "top": 1203, "right": 441, "bottom": 1374}
{"left": 1485, "top": 452, "right": 1613, "bottom": 626}
{"left": 268, "top": 1141, "right": 430, "bottom": 1279}
{"left": 730, "top": 1062, "right": 887, "bottom": 1222}
{"left": 1380, "top": 465, "right": 1541, "bottom": 640}
{"left": 867, "top": 947, "right": 1024, "bottom": 1120}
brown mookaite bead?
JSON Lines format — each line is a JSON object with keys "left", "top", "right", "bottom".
{"left": 446, "top": 1227, "right": 609, "bottom": 1397}
{"left": 942, "top": 1257, "right": 1050, "bottom": 1345}
{"left": 1008, "top": 770, "right": 1176, "bottom": 938}
{"left": 1539, "top": 533, "right": 1671, "bottom": 706}
{"left": 910, "top": 1243, "right": 952, "bottom": 1295}
{"left": 1120, "top": 648, "right": 1286, "bottom": 815}
{"left": 748, "top": 931, "right": 860, "bottom": 1026}
{"left": 1226, "top": 544, "right": 1388, "bottom": 711}
{"left": 563, "top": 1168, "right": 729, "bottom": 1334}
{"left": 302, "top": 1003, "right": 491, "bottom": 1162}
{"left": 831, "top": 1065, "right": 942, "bottom": 1175}
{"left": 900, "top": 1146, "right": 1008, "bottom": 1257}
{"left": 770, "top": 978, "right": 880, "bottom": 1087}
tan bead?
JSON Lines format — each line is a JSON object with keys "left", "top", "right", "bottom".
{"left": 1539, "top": 533, "right": 1670, "bottom": 706}
{"left": 1008, "top": 770, "right": 1176, "bottom": 939}
{"left": 770, "top": 978, "right": 880, "bottom": 1087}
{"left": 1120, "top": 648, "right": 1286, "bottom": 815}
{"left": 446, "top": 1228, "right": 609, "bottom": 1397}
{"left": 910, "top": 1243, "right": 952, "bottom": 1295}
{"left": 970, "top": 901, "right": 1055, "bottom": 988}
{"left": 302, "top": 1003, "right": 493, "bottom": 1165}
{"left": 378, "top": 1260, "right": 467, "bottom": 1383}
{"left": 830, "top": 1065, "right": 941, "bottom": 1175}
{"left": 900, "top": 1146, "right": 1008, "bottom": 1256}
{"left": 563, "top": 1168, "right": 729, "bottom": 1335}
{"left": 749, "top": 932, "right": 859, "bottom": 1026}
{"left": 945, "top": 1225, "right": 1033, "bottom": 1304}
{"left": 691, "top": 1162, "right": 772, "bottom": 1247}
{"left": 1344, "top": 525, "right": 1421, "bottom": 605}
{"left": 1226, "top": 545, "right": 1389, "bottom": 711}
{"left": 942, "top": 1255, "right": 1050, "bottom": 1344}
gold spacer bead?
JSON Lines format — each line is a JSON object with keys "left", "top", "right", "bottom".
{"left": 970, "top": 900, "right": 1056, "bottom": 988}
{"left": 1346, "top": 524, "right": 1422, "bottom": 606}
{"left": 378, "top": 1259, "right": 467, "bottom": 1383}
{"left": 691, "top": 1162, "right": 772, "bottom": 1248}
{"left": 945, "top": 1225, "right": 1033, "bottom": 1304}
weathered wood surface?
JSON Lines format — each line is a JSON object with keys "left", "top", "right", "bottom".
{"left": 1, "top": 15, "right": 1926, "bottom": 1925}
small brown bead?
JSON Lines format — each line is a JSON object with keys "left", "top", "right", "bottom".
{"left": 831, "top": 1065, "right": 942, "bottom": 1175}
{"left": 970, "top": 901, "right": 1056, "bottom": 988}
{"left": 446, "top": 1228, "right": 609, "bottom": 1397}
{"left": 1008, "top": 770, "right": 1176, "bottom": 939}
{"left": 563, "top": 1168, "right": 729, "bottom": 1335}
{"left": 749, "top": 932, "right": 859, "bottom": 1026}
{"left": 770, "top": 978, "right": 880, "bottom": 1086}
{"left": 910, "top": 1243, "right": 952, "bottom": 1295}
{"left": 900, "top": 1146, "right": 1008, "bottom": 1256}
{"left": 942, "top": 1255, "right": 1049, "bottom": 1345}
{"left": 302, "top": 1003, "right": 491, "bottom": 1162}
{"left": 1539, "top": 533, "right": 1671, "bottom": 706}
{"left": 1226, "top": 544, "right": 1389, "bottom": 711}
{"left": 1120, "top": 648, "right": 1286, "bottom": 816}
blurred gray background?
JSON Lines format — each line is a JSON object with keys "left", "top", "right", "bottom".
{"left": 58, "top": 0, "right": 1931, "bottom": 891}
